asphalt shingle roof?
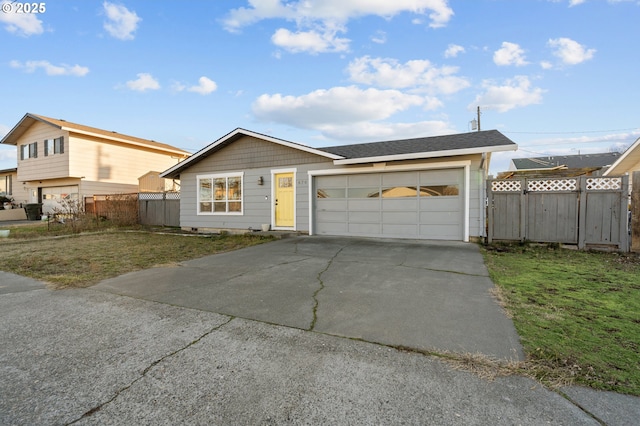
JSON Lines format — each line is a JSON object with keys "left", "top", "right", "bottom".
{"left": 511, "top": 152, "right": 621, "bottom": 170}
{"left": 319, "top": 129, "right": 515, "bottom": 159}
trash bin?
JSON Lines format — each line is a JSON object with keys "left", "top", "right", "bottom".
{"left": 24, "top": 203, "right": 43, "bottom": 220}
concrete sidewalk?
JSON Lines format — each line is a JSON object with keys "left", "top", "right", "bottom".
{"left": 2, "top": 285, "right": 638, "bottom": 425}
{"left": 94, "top": 236, "right": 523, "bottom": 361}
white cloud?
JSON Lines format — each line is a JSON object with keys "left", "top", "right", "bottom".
{"left": 319, "top": 120, "right": 456, "bottom": 142}
{"left": 548, "top": 37, "right": 595, "bottom": 65}
{"left": 125, "top": 73, "right": 160, "bottom": 91}
{"left": 371, "top": 30, "right": 386, "bottom": 44}
{"left": 444, "top": 44, "right": 465, "bottom": 58}
{"left": 10, "top": 60, "right": 89, "bottom": 76}
{"left": 103, "top": 1, "right": 141, "bottom": 40}
{"left": 493, "top": 42, "right": 529, "bottom": 66}
{"left": 271, "top": 27, "right": 349, "bottom": 54}
{"left": 224, "top": 0, "right": 453, "bottom": 30}
{"left": 540, "top": 60, "right": 553, "bottom": 70}
{"left": 347, "top": 56, "right": 470, "bottom": 95}
{"left": 0, "top": 1, "right": 44, "bottom": 36}
{"left": 470, "top": 76, "right": 545, "bottom": 112}
{"left": 223, "top": 0, "right": 453, "bottom": 53}
{"left": 252, "top": 86, "right": 425, "bottom": 129}
{"left": 187, "top": 76, "right": 218, "bottom": 95}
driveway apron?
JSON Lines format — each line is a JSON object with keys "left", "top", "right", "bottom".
{"left": 94, "top": 236, "right": 523, "bottom": 361}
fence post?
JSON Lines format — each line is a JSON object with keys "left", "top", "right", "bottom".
{"left": 577, "top": 177, "right": 587, "bottom": 250}
{"left": 486, "top": 179, "right": 493, "bottom": 244}
{"left": 632, "top": 172, "right": 640, "bottom": 253}
{"left": 520, "top": 178, "right": 526, "bottom": 242}
{"left": 619, "top": 175, "right": 630, "bottom": 252}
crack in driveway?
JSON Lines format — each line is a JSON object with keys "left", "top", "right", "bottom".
{"left": 308, "top": 245, "right": 346, "bottom": 331}
{"left": 65, "top": 316, "right": 235, "bottom": 425}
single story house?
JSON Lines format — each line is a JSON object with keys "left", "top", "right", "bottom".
{"left": 1, "top": 113, "right": 190, "bottom": 214}
{"left": 161, "top": 128, "right": 517, "bottom": 242}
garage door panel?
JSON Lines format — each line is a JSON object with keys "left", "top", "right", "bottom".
{"left": 420, "top": 224, "right": 461, "bottom": 239}
{"left": 382, "top": 211, "right": 418, "bottom": 223}
{"left": 317, "top": 222, "right": 347, "bottom": 234}
{"left": 315, "top": 169, "right": 464, "bottom": 240}
{"left": 419, "top": 211, "right": 458, "bottom": 224}
{"left": 349, "top": 211, "right": 380, "bottom": 223}
{"left": 419, "top": 198, "right": 461, "bottom": 212}
{"left": 381, "top": 199, "right": 418, "bottom": 211}
{"left": 348, "top": 199, "right": 379, "bottom": 210}
{"left": 317, "top": 210, "right": 347, "bottom": 222}
{"left": 383, "top": 224, "right": 419, "bottom": 236}
{"left": 349, "top": 223, "right": 381, "bottom": 234}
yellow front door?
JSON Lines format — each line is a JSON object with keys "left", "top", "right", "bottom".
{"left": 275, "top": 172, "right": 294, "bottom": 227}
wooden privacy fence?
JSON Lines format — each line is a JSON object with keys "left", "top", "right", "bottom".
{"left": 85, "top": 193, "right": 139, "bottom": 225}
{"left": 138, "top": 192, "right": 180, "bottom": 227}
{"left": 487, "top": 175, "right": 630, "bottom": 251}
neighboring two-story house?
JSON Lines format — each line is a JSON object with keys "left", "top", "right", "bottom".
{"left": 0, "top": 113, "right": 190, "bottom": 214}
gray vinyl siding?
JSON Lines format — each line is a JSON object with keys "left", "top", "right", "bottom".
{"left": 178, "top": 135, "right": 333, "bottom": 231}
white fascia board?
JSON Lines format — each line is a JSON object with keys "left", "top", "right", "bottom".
{"left": 332, "top": 144, "right": 517, "bottom": 166}
{"left": 603, "top": 136, "right": 640, "bottom": 176}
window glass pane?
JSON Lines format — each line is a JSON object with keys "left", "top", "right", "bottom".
{"left": 200, "top": 202, "right": 212, "bottom": 213}
{"left": 419, "top": 185, "right": 459, "bottom": 196}
{"left": 45, "top": 139, "right": 53, "bottom": 156}
{"left": 199, "top": 179, "right": 212, "bottom": 200}
{"left": 214, "top": 178, "right": 226, "bottom": 200}
{"left": 316, "top": 188, "right": 346, "bottom": 198}
{"left": 228, "top": 176, "right": 241, "bottom": 200}
{"left": 214, "top": 202, "right": 226, "bottom": 212}
{"left": 278, "top": 177, "right": 293, "bottom": 188}
{"left": 381, "top": 186, "right": 418, "bottom": 198}
{"left": 348, "top": 188, "right": 380, "bottom": 198}
{"left": 228, "top": 201, "right": 242, "bottom": 212}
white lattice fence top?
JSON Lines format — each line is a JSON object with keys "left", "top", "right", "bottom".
{"left": 527, "top": 179, "right": 577, "bottom": 192}
{"left": 491, "top": 180, "right": 521, "bottom": 192}
{"left": 586, "top": 177, "right": 621, "bottom": 190}
{"left": 139, "top": 192, "right": 181, "bottom": 200}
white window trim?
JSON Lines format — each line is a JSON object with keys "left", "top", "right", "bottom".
{"left": 271, "top": 168, "right": 297, "bottom": 230}
{"left": 197, "top": 172, "right": 244, "bottom": 215}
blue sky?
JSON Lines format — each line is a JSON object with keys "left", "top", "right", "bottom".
{"left": 1, "top": 0, "right": 639, "bottom": 175}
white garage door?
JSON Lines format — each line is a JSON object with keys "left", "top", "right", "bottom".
{"left": 314, "top": 169, "right": 464, "bottom": 240}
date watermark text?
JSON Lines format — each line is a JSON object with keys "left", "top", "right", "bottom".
{"left": 2, "top": 2, "right": 46, "bottom": 14}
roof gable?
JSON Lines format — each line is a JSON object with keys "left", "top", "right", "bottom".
{"left": 0, "top": 113, "right": 190, "bottom": 156}
{"left": 161, "top": 128, "right": 342, "bottom": 178}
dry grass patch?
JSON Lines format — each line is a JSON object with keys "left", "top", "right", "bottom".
{"left": 0, "top": 230, "right": 274, "bottom": 288}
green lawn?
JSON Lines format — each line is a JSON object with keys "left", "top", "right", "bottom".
{"left": 482, "top": 244, "right": 640, "bottom": 395}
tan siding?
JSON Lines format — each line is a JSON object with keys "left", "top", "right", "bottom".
{"left": 68, "top": 134, "right": 183, "bottom": 183}
{"left": 15, "top": 122, "right": 70, "bottom": 182}
{"left": 0, "top": 170, "right": 29, "bottom": 205}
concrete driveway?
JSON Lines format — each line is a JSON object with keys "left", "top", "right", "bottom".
{"left": 95, "top": 236, "right": 523, "bottom": 361}
{"left": 2, "top": 237, "right": 639, "bottom": 425}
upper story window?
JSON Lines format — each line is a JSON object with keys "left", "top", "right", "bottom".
{"left": 45, "top": 137, "right": 64, "bottom": 156}
{"left": 197, "top": 172, "right": 243, "bottom": 215}
{"left": 20, "top": 142, "right": 37, "bottom": 160}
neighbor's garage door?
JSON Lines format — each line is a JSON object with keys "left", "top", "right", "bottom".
{"left": 314, "top": 169, "right": 464, "bottom": 240}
